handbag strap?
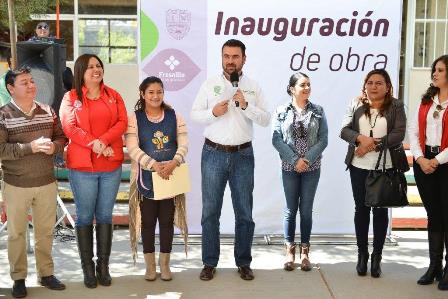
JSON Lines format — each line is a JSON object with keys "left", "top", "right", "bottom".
{"left": 374, "top": 135, "right": 388, "bottom": 171}
{"left": 374, "top": 146, "right": 384, "bottom": 170}
{"left": 382, "top": 136, "right": 389, "bottom": 170}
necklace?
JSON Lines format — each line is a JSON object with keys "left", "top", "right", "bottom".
{"left": 146, "top": 110, "right": 164, "bottom": 123}
{"left": 368, "top": 110, "right": 380, "bottom": 138}
{"left": 433, "top": 97, "right": 447, "bottom": 119}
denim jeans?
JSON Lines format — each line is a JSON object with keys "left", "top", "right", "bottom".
{"left": 282, "top": 168, "right": 320, "bottom": 245}
{"left": 349, "top": 165, "right": 388, "bottom": 253}
{"left": 69, "top": 167, "right": 122, "bottom": 227}
{"left": 201, "top": 143, "right": 255, "bottom": 267}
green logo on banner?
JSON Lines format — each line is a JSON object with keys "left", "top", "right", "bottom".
{"left": 140, "top": 11, "right": 159, "bottom": 60}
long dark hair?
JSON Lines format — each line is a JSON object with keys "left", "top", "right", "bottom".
{"left": 422, "top": 55, "right": 448, "bottom": 104}
{"left": 286, "top": 72, "right": 309, "bottom": 96}
{"left": 73, "top": 54, "right": 104, "bottom": 103}
{"left": 361, "top": 69, "right": 393, "bottom": 117}
{"left": 134, "top": 76, "right": 171, "bottom": 111}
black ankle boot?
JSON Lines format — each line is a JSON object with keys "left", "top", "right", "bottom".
{"left": 439, "top": 266, "right": 448, "bottom": 290}
{"left": 356, "top": 251, "right": 369, "bottom": 276}
{"left": 370, "top": 252, "right": 382, "bottom": 278}
{"left": 438, "top": 233, "right": 448, "bottom": 291}
{"left": 418, "top": 231, "right": 443, "bottom": 285}
{"left": 96, "top": 224, "right": 113, "bottom": 286}
{"left": 76, "top": 225, "right": 97, "bottom": 288}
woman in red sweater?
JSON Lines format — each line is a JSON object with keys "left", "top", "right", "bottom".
{"left": 59, "top": 54, "right": 127, "bottom": 288}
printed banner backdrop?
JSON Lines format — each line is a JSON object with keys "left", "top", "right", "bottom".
{"left": 138, "top": 0, "right": 402, "bottom": 234}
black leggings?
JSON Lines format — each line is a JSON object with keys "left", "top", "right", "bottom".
{"left": 349, "top": 165, "right": 389, "bottom": 254}
{"left": 414, "top": 151, "right": 448, "bottom": 232}
{"left": 140, "top": 198, "right": 175, "bottom": 253}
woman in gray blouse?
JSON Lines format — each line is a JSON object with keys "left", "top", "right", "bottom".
{"left": 272, "top": 72, "right": 328, "bottom": 272}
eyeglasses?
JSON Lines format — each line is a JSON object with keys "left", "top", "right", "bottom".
{"left": 433, "top": 104, "right": 446, "bottom": 119}
{"left": 37, "top": 25, "right": 49, "bottom": 30}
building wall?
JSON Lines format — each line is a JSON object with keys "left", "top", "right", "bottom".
{"left": 408, "top": 69, "right": 431, "bottom": 116}
{"left": 67, "top": 62, "right": 139, "bottom": 113}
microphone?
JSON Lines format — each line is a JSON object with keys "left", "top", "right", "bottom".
{"left": 230, "top": 71, "right": 239, "bottom": 107}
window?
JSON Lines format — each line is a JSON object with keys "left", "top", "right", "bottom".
{"left": 78, "top": 19, "right": 137, "bottom": 64}
{"left": 414, "top": 0, "right": 448, "bottom": 67}
{"left": 78, "top": 0, "right": 137, "bottom": 15}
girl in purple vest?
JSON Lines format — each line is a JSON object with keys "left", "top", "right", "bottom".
{"left": 126, "top": 76, "right": 188, "bottom": 281}
{"left": 408, "top": 55, "right": 448, "bottom": 290}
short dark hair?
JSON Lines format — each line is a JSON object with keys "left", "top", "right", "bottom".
{"left": 222, "top": 39, "right": 246, "bottom": 56}
{"left": 5, "top": 66, "right": 32, "bottom": 95}
{"left": 287, "top": 72, "right": 309, "bottom": 96}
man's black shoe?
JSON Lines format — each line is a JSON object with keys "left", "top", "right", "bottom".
{"left": 40, "top": 275, "right": 66, "bottom": 290}
{"left": 238, "top": 265, "right": 254, "bottom": 280}
{"left": 199, "top": 265, "right": 216, "bottom": 281}
{"left": 12, "top": 279, "right": 27, "bottom": 298}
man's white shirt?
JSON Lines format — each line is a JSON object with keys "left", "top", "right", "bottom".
{"left": 191, "top": 74, "right": 270, "bottom": 145}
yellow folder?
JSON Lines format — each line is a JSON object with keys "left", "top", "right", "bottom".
{"left": 151, "top": 163, "right": 191, "bottom": 200}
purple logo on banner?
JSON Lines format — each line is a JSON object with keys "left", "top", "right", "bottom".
{"left": 166, "top": 9, "right": 191, "bottom": 40}
{"left": 143, "top": 48, "right": 200, "bottom": 91}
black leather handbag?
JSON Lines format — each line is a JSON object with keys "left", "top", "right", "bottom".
{"left": 389, "top": 143, "right": 410, "bottom": 173}
{"left": 365, "top": 144, "right": 409, "bottom": 208}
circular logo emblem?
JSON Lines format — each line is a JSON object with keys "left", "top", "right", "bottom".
{"left": 74, "top": 100, "right": 82, "bottom": 109}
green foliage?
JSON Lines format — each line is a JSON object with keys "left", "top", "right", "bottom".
{"left": 0, "top": 0, "right": 72, "bottom": 29}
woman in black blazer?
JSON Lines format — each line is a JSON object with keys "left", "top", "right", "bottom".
{"left": 340, "top": 69, "right": 406, "bottom": 278}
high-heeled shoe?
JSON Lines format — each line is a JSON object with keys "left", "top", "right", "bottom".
{"left": 370, "top": 252, "right": 382, "bottom": 278}
{"left": 356, "top": 251, "right": 369, "bottom": 276}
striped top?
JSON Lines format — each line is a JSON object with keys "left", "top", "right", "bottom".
{"left": 0, "top": 101, "right": 67, "bottom": 187}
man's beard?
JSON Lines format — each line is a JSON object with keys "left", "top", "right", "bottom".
{"left": 223, "top": 64, "right": 240, "bottom": 75}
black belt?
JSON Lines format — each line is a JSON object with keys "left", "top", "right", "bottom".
{"left": 426, "top": 145, "right": 441, "bottom": 154}
{"left": 205, "top": 138, "right": 251, "bottom": 153}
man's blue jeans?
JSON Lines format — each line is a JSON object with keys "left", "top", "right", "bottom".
{"left": 201, "top": 143, "right": 255, "bottom": 267}
{"left": 282, "top": 168, "right": 321, "bottom": 245}
{"left": 69, "top": 167, "right": 122, "bottom": 228}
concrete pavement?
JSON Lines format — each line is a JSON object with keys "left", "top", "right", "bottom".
{"left": 0, "top": 230, "right": 444, "bottom": 299}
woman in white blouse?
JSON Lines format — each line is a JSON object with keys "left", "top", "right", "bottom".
{"left": 408, "top": 55, "right": 448, "bottom": 291}
{"left": 341, "top": 69, "right": 406, "bottom": 278}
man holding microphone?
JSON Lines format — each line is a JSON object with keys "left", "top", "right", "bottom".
{"left": 191, "top": 39, "right": 271, "bottom": 281}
